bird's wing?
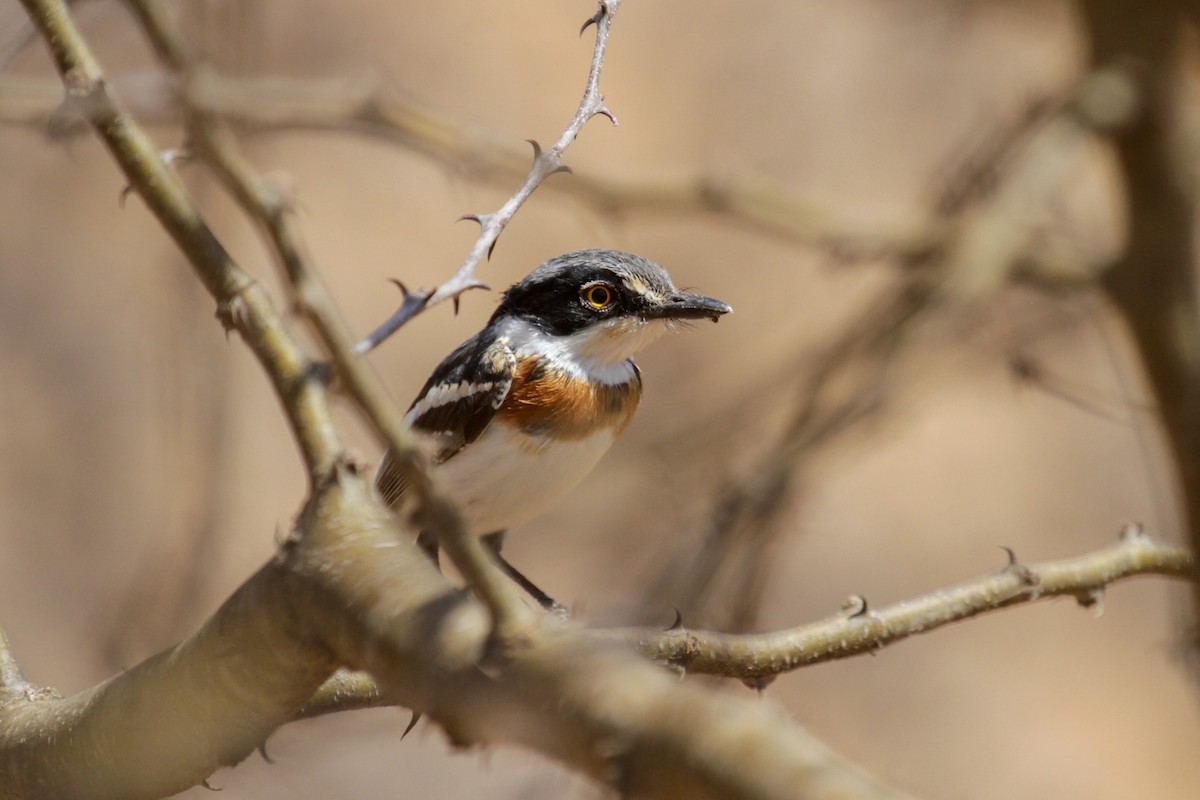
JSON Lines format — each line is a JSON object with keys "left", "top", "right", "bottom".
{"left": 375, "top": 332, "right": 516, "bottom": 509}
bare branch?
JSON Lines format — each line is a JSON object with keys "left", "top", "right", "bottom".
{"left": 291, "top": 529, "right": 1194, "bottom": 718}
{"left": 623, "top": 526, "right": 1193, "bottom": 678}
{"left": 355, "top": 0, "right": 625, "bottom": 353}
{"left": 3, "top": 461, "right": 915, "bottom": 800}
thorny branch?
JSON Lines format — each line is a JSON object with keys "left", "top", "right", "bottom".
{"left": 288, "top": 527, "right": 1195, "bottom": 717}
{"left": 624, "top": 525, "right": 1192, "bottom": 679}
{"left": 353, "top": 0, "right": 624, "bottom": 354}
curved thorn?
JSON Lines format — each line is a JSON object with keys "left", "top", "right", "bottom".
{"left": 595, "top": 106, "right": 619, "bottom": 126}
{"left": 999, "top": 545, "right": 1038, "bottom": 586}
{"left": 487, "top": 237, "right": 498, "bottom": 260}
{"left": 402, "top": 710, "right": 422, "bottom": 739}
{"left": 526, "top": 138, "right": 543, "bottom": 160}
{"left": 1075, "top": 586, "right": 1105, "bottom": 612}
{"left": 387, "top": 278, "right": 410, "bottom": 298}
{"left": 1120, "top": 521, "right": 1146, "bottom": 541}
{"left": 741, "top": 675, "right": 775, "bottom": 694}
{"left": 665, "top": 606, "right": 683, "bottom": 631}
{"left": 580, "top": 11, "right": 601, "bottom": 36}
{"left": 843, "top": 594, "right": 869, "bottom": 618}
{"left": 118, "top": 184, "right": 134, "bottom": 208}
{"left": 457, "top": 213, "right": 485, "bottom": 226}
{"left": 553, "top": 163, "right": 574, "bottom": 176}
{"left": 257, "top": 742, "right": 274, "bottom": 764}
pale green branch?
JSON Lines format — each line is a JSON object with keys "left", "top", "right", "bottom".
{"left": 622, "top": 527, "right": 1193, "bottom": 678}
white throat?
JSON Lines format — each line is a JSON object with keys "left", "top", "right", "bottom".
{"left": 497, "top": 316, "right": 667, "bottom": 383}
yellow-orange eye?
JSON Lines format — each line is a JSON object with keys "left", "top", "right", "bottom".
{"left": 583, "top": 283, "right": 615, "bottom": 309}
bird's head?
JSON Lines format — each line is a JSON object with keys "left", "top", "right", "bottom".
{"left": 492, "top": 250, "right": 732, "bottom": 367}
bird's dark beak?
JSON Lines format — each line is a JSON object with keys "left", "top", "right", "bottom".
{"left": 645, "top": 291, "right": 733, "bottom": 323}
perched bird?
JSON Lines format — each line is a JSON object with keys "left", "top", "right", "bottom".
{"left": 376, "top": 249, "right": 731, "bottom": 608}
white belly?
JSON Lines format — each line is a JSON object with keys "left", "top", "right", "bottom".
{"left": 431, "top": 423, "right": 617, "bottom": 535}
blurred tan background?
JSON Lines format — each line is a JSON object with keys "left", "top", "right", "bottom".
{"left": 2, "top": 0, "right": 1198, "bottom": 798}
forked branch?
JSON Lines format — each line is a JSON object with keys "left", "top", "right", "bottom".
{"left": 292, "top": 527, "right": 1194, "bottom": 717}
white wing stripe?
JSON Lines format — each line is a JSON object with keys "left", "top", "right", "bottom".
{"left": 405, "top": 380, "right": 495, "bottom": 423}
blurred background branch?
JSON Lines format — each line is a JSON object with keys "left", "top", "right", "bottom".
{"left": 642, "top": 79, "right": 1110, "bottom": 632}
{"left": 0, "top": 72, "right": 930, "bottom": 252}
{"left": 1079, "top": 0, "right": 1200, "bottom": 628}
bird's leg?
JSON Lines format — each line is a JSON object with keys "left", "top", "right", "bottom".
{"left": 480, "top": 531, "right": 569, "bottom": 617}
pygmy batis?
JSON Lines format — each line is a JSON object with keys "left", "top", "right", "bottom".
{"left": 375, "top": 249, "right": 731, "bottom": 608}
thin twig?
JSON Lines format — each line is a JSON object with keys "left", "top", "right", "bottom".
{"left": 354, "top": 0, "right": 624, "bottom": 354}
